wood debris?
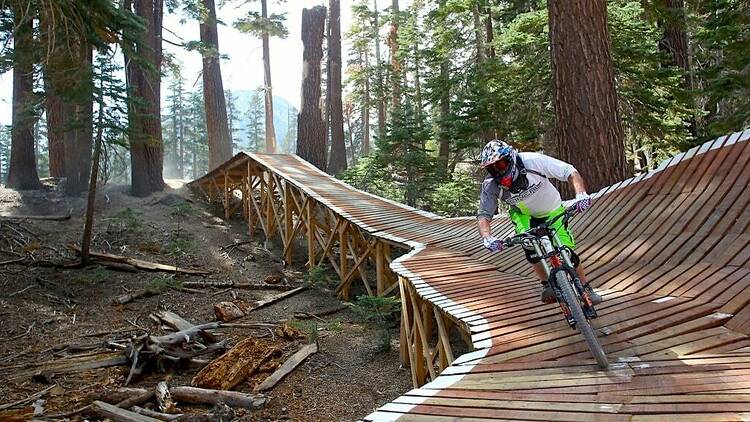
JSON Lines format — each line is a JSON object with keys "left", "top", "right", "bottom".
{"left": 254, "top": 342, "right": 318, "bottom": 392}
{"left": 169, "top": 386, "right": 267, "bottom": 409}
{"left": 90, "top": 400, "right": 161, "bottom": 422}
{"left": 69, "top": 246, "right": 209, "bottom": 275}
{"left": 191, "top": 337, "right": 280, "bottom": 390}
{"left": 213, "top": 286, "right": 306, "bottom": 322}
{"left": 181, "top": 280, "right": 291, "bottom": 291}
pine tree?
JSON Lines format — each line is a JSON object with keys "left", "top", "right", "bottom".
{"left": 225, "top": 89, "right": 241, "bottom": 152}
{"left": 246, "top": 88, "right": 266, "bottom": 152}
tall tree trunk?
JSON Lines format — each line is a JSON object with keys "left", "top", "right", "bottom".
{"left": 297, "top": 6, "right": 327, "bottom": 170}
{"left": 81, "top": 77, "right": 106, "bottom": 266}
{"left": 548, "top": 0, "right": 626, "bottom": 196}
{"left": 472, "top": 2, "right": 485, "bottom": 63}
{"left": 436, "top": 0, "right": 450, "bottom": 176}
{"left": 658, "top": 0, "right": 695, "bottom": 136}
{"left": 127, "top": 0, "right": 165, "bottom": 197}
{"left": 373, "top": 0, "right": 386, "bottom": 138}
{"left": 388, "top": 0, "right": 400, "bottom": 113}
{"left": 46, "top": 90, "right": 65, "bottom": 178}
{"left": 362, "top": 48, "right": 371, "bottom": 156}
{"left": 485, "top": 3, "right": 496, "bottom": 59}
{"left": 261, "top": 0, "right": 277, "bottom": 153}
{"left": 201, "top": 0, "right": 232, "bottom": 170}
{"left": 63, "top": 45, "right": 94, "bottom": 196}
{"left": 7, "top": 4, "right": 41, "bottom": 190}
{"left": 327, "top": 0, "right": 347, "bottom": 174}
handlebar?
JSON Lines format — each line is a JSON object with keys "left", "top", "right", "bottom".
{"left": 503, "top": 206, "right": 578, "bottom": 248}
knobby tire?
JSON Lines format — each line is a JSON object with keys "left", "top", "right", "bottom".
{"left": 557, "top": 272, "right": 608, "bottom": 369}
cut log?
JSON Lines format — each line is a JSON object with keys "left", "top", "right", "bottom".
{"left": 131, "top": 406, "right": 182, "bottom": 421}
{"left": 169, "top": 386, "right": 267, "bottom": 409}
{"left": 155, "top": 382, "right": 176, "bottom": 413}
{"left": 254, "top": 342, "right": 318, "bottom": 392}
{"left": 69, "top": 247, "right": 209, "bottom": 275}
{"left": 191, "top": 337, "right": 280, "bottom": 390}
{"left": 91, "top": 400, "right": 161, "bottom": 422}
{"left": 113, "top": 289, "right": 159, "bottom": 305}
{"left": 96, "top": 387, "right": 148, "bottom": 405}
{"left": 213, "top": 302, "right": 246, "bottom": 322}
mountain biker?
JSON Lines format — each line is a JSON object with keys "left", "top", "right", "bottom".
{"left": 476, "top": 140, "right": 602, "bottom": 305}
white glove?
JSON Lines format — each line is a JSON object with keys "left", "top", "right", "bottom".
{"left": 575, "top": 192, "right": 591, "bottom": 213}
{"left": 483, "top": 236, "right": 504, "bottom": 252}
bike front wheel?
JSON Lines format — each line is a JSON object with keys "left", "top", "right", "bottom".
{"left": 557, "top": 272, "right": 608, "bottom": 369}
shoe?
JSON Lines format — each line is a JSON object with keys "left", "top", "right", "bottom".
{"left": 584, "top": 284, "right": 603, "bottom": 305}
{"left": 541, "top": 281, "right": 556, "bottom": 304}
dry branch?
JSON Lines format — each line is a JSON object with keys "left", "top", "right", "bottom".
{"left": 181, "top": 281, "right": 290, "bottom": 291}
{"left": 254, "top": 342, "right": 318, "bottom": 392}
{"left": 113, "top": 289, "right": 159, "bottom": 305}
{"left": 131, "top": 406, "right": 183, "bottom": 421}
{"left": 90, "top": 401, "right": 161, "bottom": 422}
{"left": 169, "top": 386, "right": 267, "bottom": 409}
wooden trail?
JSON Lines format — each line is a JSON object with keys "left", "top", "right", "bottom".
{"left": 190, "top": 129, "right": 750, "bottom": 421}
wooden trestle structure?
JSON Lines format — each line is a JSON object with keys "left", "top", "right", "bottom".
{"left": 191, "top": 129, "right": 750, "bottom": 421}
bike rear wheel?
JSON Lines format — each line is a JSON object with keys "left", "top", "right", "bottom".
{"left": 557, "top": 272, "right": 608, "bottom": 369}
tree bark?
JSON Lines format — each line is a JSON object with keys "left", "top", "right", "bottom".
{"left": 437, "top": 0, "right": 450, "bottom": 176}
{"left": 63, "top": 46, "right": 94, "bottom": 197}
{"left": 127, "top": 0, "right": 165, "bottom": 197}
{"left": 362, "top": 48, "right": 371, "bottom": 155}
{"left": 261, "top": 0, "right": 277, "bottom": 153}
{"left": 548, "top": 0, "right": 627, "bottom": 196}
{"left": 485, "top": 3, "right": 496, "bottom": 59}
{"left": 296, "top": 6, "right": 327, "bottom": 170}
{"left": 373, "top": 0, "right": 386, "bottom": 139}
{"left": 388, "top": 0, "right": 400, "bottom": 113}
{"left": 657, "top": 0, "right": 695, "bottom": 136}
{"left": 201, "top": 0, "right": 232, "bottom": 171}
{"left": 46, "top": 91, "right": 65, "bottom": 178}
{"left": 7, "top": 4, "right": 41, "bottom": 190}
{"left": 327, "top": 0, "right": 347, "bottom": 175}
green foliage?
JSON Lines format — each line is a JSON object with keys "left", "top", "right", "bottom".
{"left": 109, "top": 208, "right": 143, "bottom": 231}
{"left": 351, "top": 295, "right": 400, "bottom": 325}
{"left": 303, "top": 265, "right": 337, "bottom": 290}
{"left": 170, "top": 202, "right": 194, "bottom": 219}
{"left": 693, "top": 0, "right": 750, "bottom": 137}
{"left": 325, "top": 319, "right": 344, "bottom": 332}
{"left": 234, "top": 12, "right": 289, "bottom": 38}
{"left": 71, "top": 266, "right": 110, "bottom": 284}
{"left": 166, "top": 234, "right": 195, "bottom": 255}
{"left": 147, "top": 276, "right": 184, "bottom": 293}
{"left": 427, "top": 171, "right": 480, "bottom": 217}
{"left": 351, "top": 295, "right": 400, "bottom": 353}
{"left": 288, "top": 318, "right": 318, "bottom": 344}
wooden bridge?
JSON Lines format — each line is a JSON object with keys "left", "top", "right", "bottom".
{"left": 190, "top": 129, "right": 750, "bottom": 421}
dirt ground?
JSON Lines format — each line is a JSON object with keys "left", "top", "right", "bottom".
{"left": 0, "top": 180, "right": 412, "bottom": 421}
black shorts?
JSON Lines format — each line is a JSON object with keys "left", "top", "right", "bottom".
{"left": 523, "top": 246, "right": 580, "bottom": 266}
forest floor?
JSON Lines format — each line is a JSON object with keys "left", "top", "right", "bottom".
{"left": 0, "top": 179, "right": 411, "bottom": 421}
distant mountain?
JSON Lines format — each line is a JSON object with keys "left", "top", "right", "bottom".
{"left": 230, "top": 90, "right": 298, "bottom": 153}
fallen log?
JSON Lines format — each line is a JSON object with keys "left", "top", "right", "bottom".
{"left": 150, "top": 323, "right": 221, "bottom": 346}
{"left": 0, "top": 213, "right": 71, "bottom": 221}
{"left": 113, "top": 289, "right": 159, "bottom": 305}
{"left": 6, "top": 353, "right": 128, "bottom": 381}
{"left": 182, "top": 281, "right": 290, "bottom": 291}
{"left": 169, "top": 386, "right": 267, "bottom": 409}
{"left": 246, "top": 286, "right": 306, "bottom": 313}
{"left": 69, "top": 247, "right": 209, "bottom": 275}
{"left": 191, "top": 337, "right": 280, "bottom": 390}
{"left": 254, "top": 342, "right": 318, "bottom": 392}
{"left": 90, "top": 400, "right": 161, "bottom": 422}
{"left": 114, "top": 389, "right": 155, "bottom": 410}
{"left": 0, "top": 385, "right": 55, "bottom": 410}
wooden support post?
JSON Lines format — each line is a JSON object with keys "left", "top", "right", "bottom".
{"left": 247, "top": 164, "right": 255, "bottom": 238}
{"left": 306, "top": 198, "right": 315, "bottom": 269}
{"left": 410, "top": 288, "right": 436, "bottom": 381}
{"left": 339, "top": 222, "right": 348, "bottom": 289}
{"left": 399, "top": 278, "right": 419, "bottom": 387}
{"left": 265, "top": 175, "right": 274, "bottom": 240}
{"left": 433, "top": 307, "right": 454, "bottom": 370}
{"left": 376, "top": 241, "right": 385, "bottom": 296}
{"left": 284, "top": 182, "right": 294, "bottom": 265}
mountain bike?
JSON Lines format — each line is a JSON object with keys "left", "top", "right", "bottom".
{"left": 502, "top": 207, "right": 608, "bottom": 369}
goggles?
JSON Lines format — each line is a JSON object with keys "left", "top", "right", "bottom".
{"left": 485, "top": 158, "right": 514, "bottom": 188}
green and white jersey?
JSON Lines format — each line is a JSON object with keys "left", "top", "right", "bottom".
{"left": 477, "top": 152, "right": 576, "bottom": 219}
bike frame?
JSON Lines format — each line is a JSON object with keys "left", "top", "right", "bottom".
{"left": 507, "top": 209, "right": 597, "bottom": 325}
